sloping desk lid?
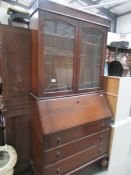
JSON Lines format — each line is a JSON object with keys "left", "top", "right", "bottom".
{"left": 37, "top": 93, "right": 111, "bottom": 135}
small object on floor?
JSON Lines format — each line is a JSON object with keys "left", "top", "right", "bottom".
{"left": 0, "top": 145, "right": 17, "bottom": 175}
{"left": 98, "top": 158, "right": 108, "bottom": 168}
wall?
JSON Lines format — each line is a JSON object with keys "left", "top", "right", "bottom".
{"left": 0, "top": 1, "right": 11, "bottom": 25}
{"left": 116, "top": 13, "right": 131, "bottom": 34}
{"left": 0, "top": 1, "right": 28, "bottom": 28}
{"left": 107, "top": 32, "right": 120, "bottom": 45}
{"left": 0, "top": 8, "right": 9, "bottom": 25}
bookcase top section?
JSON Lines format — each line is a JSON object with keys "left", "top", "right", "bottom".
{"left": 30, "top": 0, "right": 110, "bottom": 27}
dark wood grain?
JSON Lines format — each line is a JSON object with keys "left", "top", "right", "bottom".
{"left": 29, "top": 3, "right": 111, "bottom": 175}
{"left": 4, "top": 108, "right": 30, "bottom": 173}
{"left": 30, "top": 93, "right": 111, "bottom": 175}
{"left": 46, "top": 118, "right": 110, "bottom": 149}
{"left": 30, "top": 0, "right": 110, "bottom": 27}
{"left": 45, "top": 129, "right": 110, "bottom": 165}
{"left": 0, "top": 25, "right": 31, "bottom": 173}
{"left": 30, "top": 9, "right": 109, "bottom": 97}
{"left": 37, "top": 93, "right": 111, "bottom": 135}
{"left": 1, "top": 25, "right": 30, "bottom": 107}
{"left": 30, "top": 30, "right": 38, "bottom": 96}
{"left": 30, "top": 96, "right": 44, "bottom": 175}
{"left": 0, "top": 25, "right": 2, "bottom": 83}
{"left": 44, "top": 142, "right": 108, "bottom": 175}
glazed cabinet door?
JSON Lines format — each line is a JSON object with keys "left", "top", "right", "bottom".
{"left": 78, "top": 22, "right": 107, "bottom": 92}
{"left": 32, "top": 11, "right": 108, "bottom": 97}
{"left": 39, "top": 11, "right": 79, "bottom": 96}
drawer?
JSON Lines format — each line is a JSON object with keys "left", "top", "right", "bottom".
{"left": 44, "top": 118, "right": 110, "bottom": 149}
{"left": 44, "top": 129, "right": 110, "bottom": 165}
{"left": 44, "top": 142, "right": 108, "bottom": 175}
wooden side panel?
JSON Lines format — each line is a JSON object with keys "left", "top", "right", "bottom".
{"left": 0, "top": 26, "right": 2, "bottom": 94}
{"left": 103, "top": 76, "right": 119, "bottom": 95}
{"left": 3, "top": 106, "right": 30, "bottom": 173}
{"left": 106, "top": 95, "right": 117, "bottom": 117}
{"left": 0, "top": 114, "right": 4, "bottom": 145}
{"left": 0, "top": 25, "right": 31, "bottom": 173}
{"left": 0, "top": 26, "right": 3, "bottom": 145}
{"left": 1, "top": 25, "right": 30, "bottom": 107}
{"left": 109, "top": 127, "right": 114, "bottom": 154}
{"left": 37, "top": 93, "right": 112, "bottom": 135}
{"left": 103, "top": 76, "right": 119, "bottom": 117}
{"left": 30, "top": 98, "right": 43, "bottom": 175}
{"left": 30, "top": 30, "right": 38, "bottom": 96}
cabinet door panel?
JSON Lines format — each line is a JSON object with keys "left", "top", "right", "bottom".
{"left": 44, "top": 20, "right": 74, "bottom": 92}
{"left": 79, "top": 22, "right": 107, "bottom": 91}
{"left": 3, "top": 107, "right": 30, "bottom": 173}
{"left": 40, "top": 12, "right": 78, "bottom": 95}
{"left": 1, "top": 26, "right": 30, "bottom": 107}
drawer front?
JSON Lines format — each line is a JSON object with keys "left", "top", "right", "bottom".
{"left": 45, "top": 129, "right": 110, "bottom": 165}
{"left": 45, "top": 118, "right": 110, "bottom": 149}
{"left": 44, "top": 142, "right": 108, "bottom": 175}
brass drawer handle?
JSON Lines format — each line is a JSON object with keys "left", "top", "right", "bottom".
{"left": 56, "top": 168, "right": 60, "bottom": 174}
{"left": 101, "top": 123, "right": 105, "bottom": 129}
{"left": 57, "top": 137, "right": 61, "bottom": 145}
{"left": 97, "top": 148, "right": 102, "bottom": 154}
{"left": 56, "top": 151, "right": 61, "bottom": 159}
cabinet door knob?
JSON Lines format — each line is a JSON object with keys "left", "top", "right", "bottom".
{"left": 57, "top": 137, "right": 61, "bottom": 145}
{"left": 76, "top": 100, "right": 80, "bottom": 104}
{"left": 101, "top": 123, "right": 105, "bottom": 129}
{"left": 56, "top": 168, "right": 60, "bottom": 174}
{"left": 97, "top": 148, "right": 102, "bottom": 154}
{"left": 99, "top": 135, "right": 103, "bottom": 142}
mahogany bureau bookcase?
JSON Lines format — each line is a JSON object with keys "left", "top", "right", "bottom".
{"left": 29, "top": 0, "right": 112, "bottom": 175}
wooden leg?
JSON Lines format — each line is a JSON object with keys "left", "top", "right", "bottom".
{"left": 98, "top": 158, "right": 108, "bottom": 168}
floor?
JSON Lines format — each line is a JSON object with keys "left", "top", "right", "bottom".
{"left": 16, "top": 156, "right": 131, "bottom": 175}
{"left": 17, "top": 163, "right": 108, "bottom": 175}
{"left": 74, "top": 164, "right": 108, "bottom": 175}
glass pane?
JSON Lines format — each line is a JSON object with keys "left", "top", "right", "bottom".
{"left": 79, "top": 28, "right": 103, "bottom": 89}
{"left": 44, "top": 20, "right": 75, "bottom": 92}
{"left": 0, "top": 151, "right": 10, "bottom": 168}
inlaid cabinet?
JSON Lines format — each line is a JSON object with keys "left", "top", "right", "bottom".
{"left": 29, "top": 1, "right": 111, "bottom": 175}
{"left": 0, "top": 25, "right": 30, "bottom": 173}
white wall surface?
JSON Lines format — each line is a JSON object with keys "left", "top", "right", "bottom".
{"left": 107, "top": 32, "right": 120, "bottom": 45}
{"left": 115, "top": 77, "right": 131, "bottom": 123}
{"left": 0, "top": 1, "right": 28, "bottom": 28}
{"left": 108, "top": 119, "right": 131, "bottom": 175}
{"left": 0, "top": 1, "right": 11, "bottom": 24}
{"left": 0, "top": 8, "right": 9, "bottom": 25}
{"left": 117, "top": 13, "right": 131, "bottom": 34}
{"left": 107, "top": 32, "right": 131, "bottom": 48}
